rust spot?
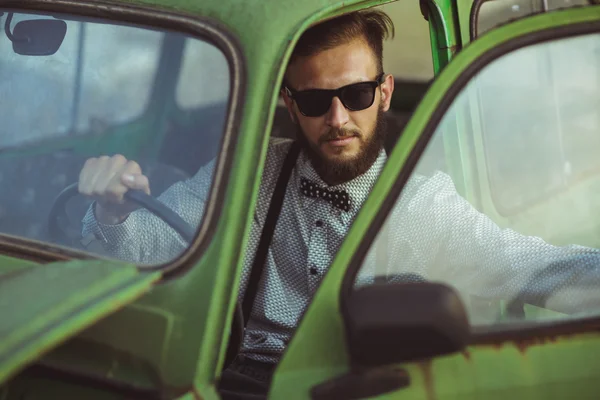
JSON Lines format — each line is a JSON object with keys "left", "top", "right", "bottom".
{"left": 515, "top": 335, "right": 559, "bottom": 354}
{"left": 471, "top": 318, "right": 600, "bottom": 347}
{"left": 491, "top": 343, "right": 503, "bottom": 350}
{"left": 515, "top": 339, "right": 533, "bottom": 354}
{"left": 419, "top": 361, "right": 436, "bottom": 400}
{"left": 462, "top": 350, "right": 472, "bottom": 361}
{"left": 191, "top": 386, "right": 203, "bottom": 400}
{"left": 480, "top": 334, "right": 563, "bottom": 355}
{"left": 440, "top": 44, "right": 459, "bottom": 55}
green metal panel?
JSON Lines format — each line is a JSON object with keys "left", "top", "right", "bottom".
{"left": 0, "top": 259, "right": 160, "bottom": 384}
{"left": 0, "top": 254, "right": 37, "bottom": 275}
{"left": 426, "top": 0, "right": 461, "bottom": 74}
{"left": 271, "top": 7, "right": 600, "bottom": 399}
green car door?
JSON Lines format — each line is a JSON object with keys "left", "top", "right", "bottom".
{"left": 272, "top": 6, "right": 600, "bottom": 399}
{"left": 0, "top": 1, "right": 245, "bottom": 397}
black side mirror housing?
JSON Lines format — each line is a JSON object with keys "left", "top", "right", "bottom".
{"left": 11, "top": 19, "right": 67, "bottom": 56}
{"left": 344, "top": 282, "right": 470, "bottom": 367}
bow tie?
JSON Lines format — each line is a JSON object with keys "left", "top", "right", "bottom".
{"left": 300, "top": 178, "right": 351, "bottom": 212}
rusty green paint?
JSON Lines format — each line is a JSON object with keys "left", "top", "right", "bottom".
{"left": 398, "top": 331, "right": 600, "bottom": 399}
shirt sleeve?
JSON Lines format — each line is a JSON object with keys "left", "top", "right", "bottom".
{"left": 379, "top": 171, "right": 600, "bottom": 315}
{"left": 81, "top": 159, "right": 216, "bottom": 264}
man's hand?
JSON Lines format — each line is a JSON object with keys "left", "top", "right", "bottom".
{"left": 78, "top": 154, "right": 150, "bottom": 225}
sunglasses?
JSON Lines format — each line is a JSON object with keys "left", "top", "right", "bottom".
{"left": 283, "top": 73, "right": 385, "bottom": 117}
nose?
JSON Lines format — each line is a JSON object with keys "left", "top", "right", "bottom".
{"left": 325, "top": 96, "right": 349, "bottom": 129}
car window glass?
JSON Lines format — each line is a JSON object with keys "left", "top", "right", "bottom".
{"left": 75, "top": 23, "right": 162, "bottom": 132}
{"left": 0, "top": 10, "right": 231, "bottom": 266}
{"left": 176, "top": 38, "right": 230, "bottom": 109}
{"left": 483, "top": 33, "right": 600, "bottom": 213}
{"left": 476, "top": 0, "right": 590, "bottom": 37}
{"left": 0, "top": 13, "right": 161, "bottom": 144}
{"left": 353, "top": 33, "right": 600, "bottom": 327}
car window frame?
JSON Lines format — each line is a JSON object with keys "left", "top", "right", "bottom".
{"left": 0, "top": 0, "right": 246, "bottom": 277}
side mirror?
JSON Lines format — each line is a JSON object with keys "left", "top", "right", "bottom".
{"left": 343, "top": 282, "right": 470, "bottom": 367}
{"left": 10, "top": 19, "right": 67, "bottom": 56}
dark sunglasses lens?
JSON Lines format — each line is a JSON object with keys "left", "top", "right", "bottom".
{"left": 295, "top": 91, "right": 332, "bottom": 117}
{"left": 341, "top": 82, "right": 376, "bottom": 111}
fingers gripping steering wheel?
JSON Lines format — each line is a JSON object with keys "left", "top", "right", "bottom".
{"left": 48, "top": 183, "right": 196, "bottom": 245}
{"left": 47, "top": 182, "right": 244, "bottom": 368}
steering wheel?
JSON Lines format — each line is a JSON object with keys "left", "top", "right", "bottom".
{"left": 48, "top": 183, "right": 196, "bottom": 245}
{"left": 47, "top": 182, "right": 244, "bottom": 368}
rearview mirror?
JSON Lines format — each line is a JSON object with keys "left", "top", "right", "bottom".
{"left": 344, "top": 282, "right": 470, "bottom": 367}
{"left": 10, "top": 19, "right": 67, "bottom": 56}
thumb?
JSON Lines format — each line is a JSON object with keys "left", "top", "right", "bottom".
{"left": 121, "top": 173, "right": 150, "bottom": 194}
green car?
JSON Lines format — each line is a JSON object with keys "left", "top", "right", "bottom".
{"left": 1, "top": 0, "right": 599, "bottom": 398}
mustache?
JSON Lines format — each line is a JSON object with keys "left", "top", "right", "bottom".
{"left": 318, "top": 128, "right": 361, "bottom": 145}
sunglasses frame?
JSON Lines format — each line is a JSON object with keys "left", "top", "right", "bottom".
{"left": 283, "top": 73, "right": 386, "bottom": 117}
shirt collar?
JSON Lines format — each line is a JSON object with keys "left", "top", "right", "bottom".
{"left": 295, "top": 147, "right": 387, "bottom": 221}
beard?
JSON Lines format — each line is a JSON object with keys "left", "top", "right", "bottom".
{"left": 296, "top": 105, "right": 387, "bottom": 186}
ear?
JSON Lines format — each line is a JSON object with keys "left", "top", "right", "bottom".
{"left": 380, "top": 73, "right": 395, "bottom": 112}
{"left": 281, "top": 87, "right": 298, "bottom": 124}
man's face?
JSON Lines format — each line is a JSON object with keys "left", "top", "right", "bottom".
{"left": 283, "top": 37, "right": 394, "bottom": 184}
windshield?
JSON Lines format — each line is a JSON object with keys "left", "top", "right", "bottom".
{"left": 0, "top": 10, "right": 230, "bottom": 266}
{"left": 1, "top": 13, "right": 160, "bottom": 143}
{"left": 354, "top": 32, "right": 600, "bottom": 327}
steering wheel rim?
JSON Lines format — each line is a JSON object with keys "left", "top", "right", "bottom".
{"left": 48, "top": 183, "right": 196, "bottom": 245}
{"left": 47, "top": 182, "right": 244, "bottom": 369}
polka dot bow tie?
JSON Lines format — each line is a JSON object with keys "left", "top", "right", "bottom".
{"left": 300, "top": 177, "right": 351, "bottom": 212}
